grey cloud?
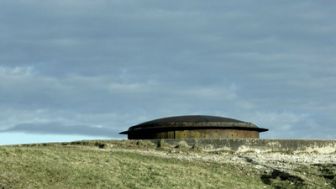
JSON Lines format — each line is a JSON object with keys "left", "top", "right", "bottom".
{"left": 0, "top": 1, "right": 335, "bottom": 139}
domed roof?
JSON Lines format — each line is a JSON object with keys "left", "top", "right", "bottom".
{"left": 120, "top": 115, "right": 268, "bottom": 134}
{"left": 143, "top": 115, "right": 242, "bottom": 123}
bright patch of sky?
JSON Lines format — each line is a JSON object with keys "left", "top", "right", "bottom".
{"left": 0, "top": 132, "right": 111, "bottom": 145}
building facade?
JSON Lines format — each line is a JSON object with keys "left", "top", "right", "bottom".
{"left": 120, "top": 115, "right": 268, "bottom": 139}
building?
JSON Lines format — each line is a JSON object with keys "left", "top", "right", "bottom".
{"left": 120, "top": 115, "right": 268, "bottom": 139}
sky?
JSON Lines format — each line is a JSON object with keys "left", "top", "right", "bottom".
{"left": 0, "top": 0, "right": 335, "bottom": 144}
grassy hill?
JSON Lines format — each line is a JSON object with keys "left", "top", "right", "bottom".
{"left": 0, "top": 140, "right": 335, "bottom": 189}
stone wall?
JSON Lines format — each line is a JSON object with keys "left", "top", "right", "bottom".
{"left": 128, "top": 129, "right": 259, "bottom": 139}
{"left": 152, "top": 139, "right": 336, "bottom": 154}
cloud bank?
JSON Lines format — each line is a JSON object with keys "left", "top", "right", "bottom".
{"left": 0, "top": 0, "right": 335, "bottom": 140}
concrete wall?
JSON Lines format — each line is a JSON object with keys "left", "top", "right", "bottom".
{"left": 152, "top": 139, "right": 336, "bottom": 154}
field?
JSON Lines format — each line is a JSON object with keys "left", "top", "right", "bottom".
{"left": 0, "top": 140, "right": 335, "bottom": 189}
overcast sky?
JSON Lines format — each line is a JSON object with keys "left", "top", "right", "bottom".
{"left": 1, "top": 0, "right": 335, "bottom": 144}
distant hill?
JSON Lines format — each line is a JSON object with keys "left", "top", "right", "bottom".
{"left": 0, "top": 140, "right": 335, "bottom": 189}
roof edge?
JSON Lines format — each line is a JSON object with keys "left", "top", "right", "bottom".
{"left": 119, "top": 131, "right": 128, "bottom": 134}
{"left": 121, "top": 126, "right": 268, "bottom": 134}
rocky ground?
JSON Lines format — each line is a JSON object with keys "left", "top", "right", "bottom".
{"left": 106, "top": 140, "right": 336, "bottom": 188}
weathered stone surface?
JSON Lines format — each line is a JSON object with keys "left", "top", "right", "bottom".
{"left": 153, "top": 139, "right": 336, "bottom": 154}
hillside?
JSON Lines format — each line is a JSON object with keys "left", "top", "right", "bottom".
{"left": 0, "top": 140, "right": 335, "bottom": 189}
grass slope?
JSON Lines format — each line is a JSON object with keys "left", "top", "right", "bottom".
{"left": 0, "top": 140, "right": 334, "bottom": 189}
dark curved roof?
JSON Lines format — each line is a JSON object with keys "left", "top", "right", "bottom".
{"left": 120, "top": 115, "right": 268, "bottom": 134}
{"left": 144, "top": 115, "right": 243, "bottom": 123}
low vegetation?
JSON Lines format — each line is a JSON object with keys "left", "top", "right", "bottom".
{"left": 0, "top": 140, "right": 335, "bottom": 189}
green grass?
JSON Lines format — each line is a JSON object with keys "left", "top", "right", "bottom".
{"left": 0, "top": 140, "right": 334, "bottom": 189}
{"left": 0, "top": 143, "right": 267, "bottom": 189}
